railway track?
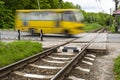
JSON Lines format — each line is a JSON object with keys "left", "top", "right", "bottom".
{"left": 0, "top": 28, "right": 107, "bottom": 80}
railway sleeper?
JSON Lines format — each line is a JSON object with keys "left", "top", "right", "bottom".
{"left": 13, "top": 71, "right": 53, "bottom": 80}
{"left": 58, "top": 46, "right": 81, "bottom": 53}
{"left": 66, "top": 53, "right": 96, "bottom": 80}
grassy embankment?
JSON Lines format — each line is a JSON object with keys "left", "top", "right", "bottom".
{"left": 83, "top": 23, "right": 116, "bottom": 33}
{"left": 0, "top": 41, "right": 43, "bottom": 68}
{"left": 114, "top": 56, "right": 120, "bottom": 80}
{"left": 83, "top": 23, "right": 103, "bottom": 32}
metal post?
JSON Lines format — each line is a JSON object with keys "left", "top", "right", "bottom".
{"left": 115, "top": 0, "right": 119, "bottom": 11}
{"left": 0, "top": 32, "right": 1, "bottom": 40}
{"left": 110, "top": 8, "right": 112, "bottom": 27}
{"left": 115, "top": 16, "right": 119, "bottom": 32}
{"left": 18, "top": 30, "right": 21, "bottom": 40}
{"left": 114, "top": 0, "right": 120, "bottom": 32}
{"left": 40, "top": 30, "right": 43, "bottom": 41}
{"left": 37, "top": 0, "right": 40, "bottom": 9}
{"left": 59, "top": 0, "right": 62, "bottom": 8}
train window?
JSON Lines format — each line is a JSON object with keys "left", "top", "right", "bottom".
{"left": 29, "top": 12, "right": 58, "bottom": 20}
{"left": 17, "top": 12, "right": 58, "bottom": 21}
{"left": 17, "top": 12, "right": 29, "bottom": 20}
{"left": 74, "top": 11, "right": 84, "bottom": 22}
{"left": 62, "top": 11, "right": 75, "bottom": 21}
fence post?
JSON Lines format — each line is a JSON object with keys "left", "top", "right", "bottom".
{"left": 40, "top": 30, "right": 43, "bottom": 41}
{"left": 0, "top": 32, "right": 1, "bottom": 40}
{"left": 18, "top": 30, "right": 21, "bottom": 40}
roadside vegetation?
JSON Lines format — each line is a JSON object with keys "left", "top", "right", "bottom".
{"left": 82, "top": 10, "right": 113, "bottom": 32}
{"left": 83, "top": 23, "right": 103, "bottom": 32}
{"left": 114, "top": 56, "right": 120, "bottom": 80}
{"left": 0, "top": 41, "right": 43, "bottom": 67}
{"left": 107, "top": 25, "right": 116, "bottom": 33}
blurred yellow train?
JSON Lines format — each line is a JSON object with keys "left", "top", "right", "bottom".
{"left": 15, "top": 9, "right": 84, "bottom": 36}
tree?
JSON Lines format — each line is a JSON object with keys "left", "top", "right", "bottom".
{"left": 0, "top": 0, "right": 14, "bottom": 28}
{"left": 62, "top": 2, "right": 76, "bottom": 9}
{"left": 3, "top": 0, "right": 29, "bottom": 10}
{"left": 0, "top": 0, "right": 82, "bottom": 29}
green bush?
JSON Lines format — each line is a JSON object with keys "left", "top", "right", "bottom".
{"left": 0, "top": 41, "right": 43, "bottom": 67}
{"left": 114, "top": 56, "right": 120, "bottom": 80}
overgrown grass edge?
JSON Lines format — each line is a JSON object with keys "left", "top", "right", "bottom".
{"left": 113, "top": 56, "right": 120, "bottom": 80}
{"left": 0, "top": 40, "right": 43, "bottom": 68}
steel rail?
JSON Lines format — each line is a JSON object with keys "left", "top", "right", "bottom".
{"left": 51, "top": 33, "right": 99, "bottom": 80}
{"left": 0, "top": 38, "right": 77, "bottom": 78}
{"left": 51, "top": 44, "right": 88, "bottom": 80}
{"left": 0, "top": 28, "right": 105, "bottom": 78}
{"left": 91, "top": 27, "right": 106, "bottom": 33}
{"left": 51, "top": 28, "right": 106, "bottom": 80}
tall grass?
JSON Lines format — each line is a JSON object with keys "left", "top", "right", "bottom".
{"left": 113, "top": 56, "right": 120, "bottom": 80}
{"left": 83, "top": 23, "right": 103, "bottom": 32}
{"left": 107, "top": 25, "right": 115, "bottom": 33}
{"left": 0, "top": 41, "right": 43, "bottom": 68}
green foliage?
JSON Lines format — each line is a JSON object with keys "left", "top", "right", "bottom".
{"left": 107, "top": 25, "right": 115, "bottom": 33}
{"left": 114, "top": 56, "right": 120, "bottom": 80}
{"left": 0, "top": 1, "right": 4, "bottom": 4}
{"left": 0, "top": 9, "right": 14, "bottom": 28}
{"left": 0, "top": 0, "right": 113, "bottom": 30}
{"left": 82, "top": 11, "right": 112, "bottom": 26}
{"left": 3, "top": 0, "right": 29, "bottom": 10}
{"left": 0, "top": 41, "right": 43, "bottom": 67}
{"left": 62, "top": 2, "right": 76, "bottom": 9}
{"left": 0, "top": 0, "right": 78, "bottom": 29}
{"left": 83, "top": 23, "right": 103, "bottom": 32}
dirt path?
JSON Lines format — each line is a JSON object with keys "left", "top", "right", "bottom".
{"left": 89, "top": 43, "right": 120, "bottom": 80}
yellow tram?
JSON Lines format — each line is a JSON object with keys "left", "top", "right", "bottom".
{"left": 15, "top": 9, "right": 84, "bottom": 36}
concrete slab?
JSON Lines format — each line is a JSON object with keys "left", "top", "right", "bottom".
{"left": 73, "top": 33, "right": 98, "bottom": 43}
{"left": 87, "top": 43, "right": 107, "bottom": 54}
{"left": 40, "top": 41, "right": 66, "bottom": 49}
{"left": 94, "top": 33, "right": 107, "bottom": 42}
{"left": 108, "top": 34, "right": 120, "bottom": 43}
{"left": 62, "top": 43, "right": 88, "bottom": 49}
{"left": 88, "top": 43, "right": 106, "bottom": 50}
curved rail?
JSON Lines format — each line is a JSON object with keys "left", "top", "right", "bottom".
{"left": 0, "top": 28, "right": 106, "bottom": 79}
{"left": 0, "top": 38, "right": 76, "bottom": 78}
{"left": 51, "top": 33, "right": 99, "bottom": 80}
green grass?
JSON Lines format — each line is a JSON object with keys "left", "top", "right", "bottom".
{"left": 113, "top": 56, "right": 120, "bottom": 80}
{"left": 107, "top": 25, "right": 115, "bottom": 33}
{"left": 83, "top": 23, "right": 103, "bottom": 32}
{"left": 0, "top": 41, "right": 43, "bottom": 68}
{"left": 0, "top": 28, "right": 14, "bottom": 30}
